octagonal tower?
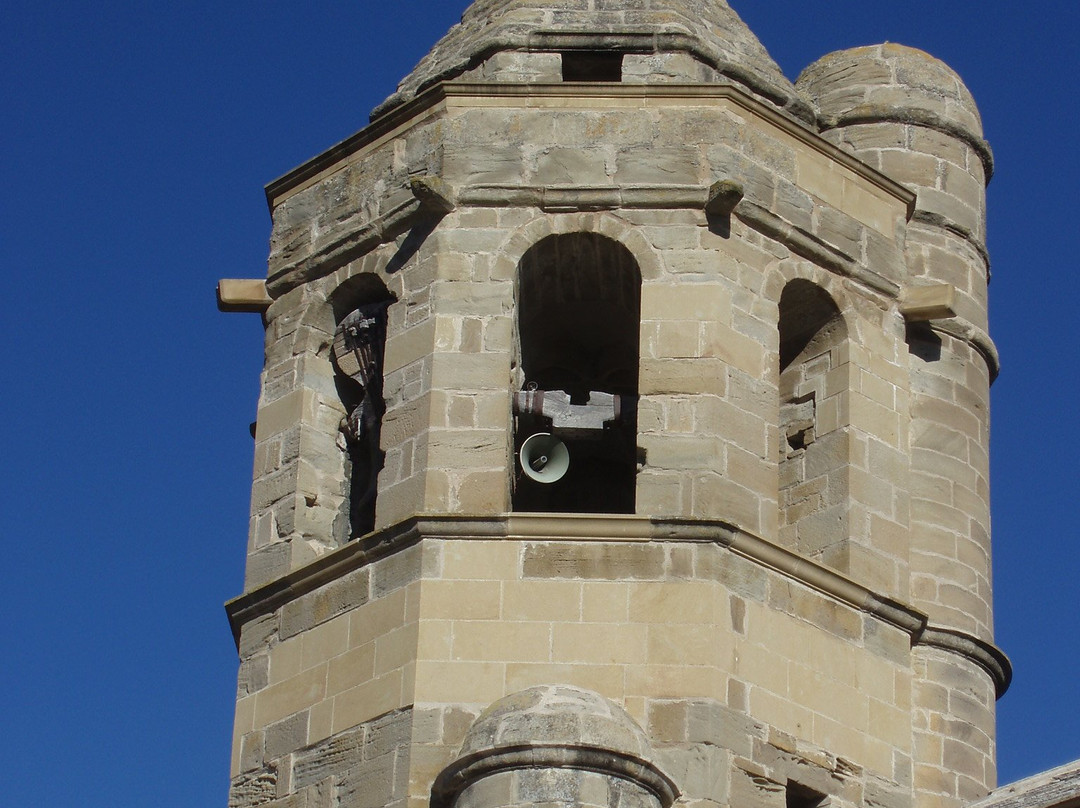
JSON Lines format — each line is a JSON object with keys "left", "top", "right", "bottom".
{"left": 220, "top": 5, "right": 1008, "bottom": 808}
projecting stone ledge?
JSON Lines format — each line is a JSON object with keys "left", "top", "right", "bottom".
{"left": 217, "top": 279, "right": 271, "bottom": 313}
{"left": 900, "top": 284, "right": 957, "bottom": 321}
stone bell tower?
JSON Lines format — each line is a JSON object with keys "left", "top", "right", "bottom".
{"left": 219, "top": 3, "right": 1009, "bottom": 808}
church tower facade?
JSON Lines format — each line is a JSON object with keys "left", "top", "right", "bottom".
{"left": 220, "top": 4, "right": 1008, "bottom": 808}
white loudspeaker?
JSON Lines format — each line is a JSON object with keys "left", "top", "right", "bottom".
{"left": 519, "top": 432, "right": 570, "bottom": 484}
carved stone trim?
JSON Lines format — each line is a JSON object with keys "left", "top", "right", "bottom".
{"left": 735, "top": 200, "right": 900, "bottom": 298}
{"left": 267, "top": 176, "right": 906, "bottom": 299}
{"left": 819, "top": 105, "right": 995, "bottom": 181}
{"left": 430, "top": 744, "right": 680, "bottom": 808}
{"left": 916, "top": 625, "right": 1013, "bottom": 698}
{"left": 909, "top": 209, "right": 992, "bottom": 280}
{"left": 224, "top": 518, "right": 425, "bottom": 645}
{"left": 926, "top": 317, "right": 1001, "bottom": 382}
{"left": 267, "top": 191, "right": 422, "bottom": 294}
{"left": 457, "top": 183, "right": 704, "bottom": 211}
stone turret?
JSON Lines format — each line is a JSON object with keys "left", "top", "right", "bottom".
{"left": 220, "top": 5, "right": 1010, "bottom": 808}
{"left": 800, "top": 45, "right": 999, "bottom": 808}
{"left": 797, "top": 44, "right": 992, "bottom": 329}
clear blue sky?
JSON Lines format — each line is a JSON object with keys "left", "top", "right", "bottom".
{"left": 3, "top": 2, "right": 1077, "bottom": 805}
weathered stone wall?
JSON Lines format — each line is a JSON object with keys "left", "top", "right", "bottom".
{"left": 911, "top": 647, "right": 997, "bottom": 808}
{"left": 229, "top": 541, "right": 426, "bottom": 807}
{"left": 230, "top": 707, "right": 414, "bottom": 808}
{"left": 249, "top": 86, "right": 916, "bottom": 593}
{"left": 229, "top": 11, "right": 1006, "bottom": 808}
{"left": 408, "top": 535, "right": 915, "bottom": 796}
{"left": 908, "top": 332, "right": 993, "bottom": 640}
{"left": 230, "top": 525, "right": 926, "bottom": 808}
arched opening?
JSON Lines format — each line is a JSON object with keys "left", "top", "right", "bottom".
{"left": 778, "top": 280, "right": 850, "bottom": 559}
{"left": 330, "top": 275, "right": 397, "bottom": 539}
{"left": 513, "top": 233, "right": 641, "bottom": 513}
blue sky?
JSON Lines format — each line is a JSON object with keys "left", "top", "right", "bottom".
{"left": 2, "top": 2, "right": 1077, "bottom": 805}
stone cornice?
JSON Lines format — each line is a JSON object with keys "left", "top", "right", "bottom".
{"left": 264, "top": 81, "right": 916, "bottom": 216}
{"left": 917, "top": 625, "right": 1013, "bottom": 698}
{"left": 225, "top": 516, "right": 427, "bottom": 646}
{"left": 266, "top": 174, "right": 909, "bottom": 300}
{"left": 910, "top": 209, "right": 991, "bottom": 275}
{"left": 263, "top": 80, "right": 919, "bottom": 299}
{"left": 224, "top": 513, "right": 1011, "bottom": 697}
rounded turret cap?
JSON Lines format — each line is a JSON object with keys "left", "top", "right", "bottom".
{"left": 433, "top": 685, "right": 679, "bottom": 808}
{"left": 797, "top": 43, "right": 983, "bottom": 140}
{"left": 458, "top": 684, "right": 654, "bottom": 758}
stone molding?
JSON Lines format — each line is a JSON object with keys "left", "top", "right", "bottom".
{"left": 918, "top": 625, "right": 1013, "bottom": 698}
{"left": 818, "top": 105, "right": 994, "bottom": 181}
{"left": 734, "top": 199, "right": 899, "bottom": 297}
{"left": 263, "top": 79, "right": 921, "bottom": 297}
{"left": 430, "top": 744, "right": 680, "bottom": 808}
{"left": 910, "top": 209, "right": 993, "bottom": 279}
{"left": 431, "top": 684, "right": 678, "bottom": 808}
{"left": 266, "top": 81, "right": 915, "bottom": 213}
{"left": 264, "top": 84, "right": 920, "bottom": 297}
{"left": 266, "top": 173, "right": 906, "bottom": 297}
{"left": 224, "top": 513, "right": 1011, "bottom": 696}
{"left": 927, "top": 316, "right": 1001, "bottom": 383}
{"left": 456, "top": 183, "right": 712, "bottom": 212}
{"left": 265, "top": 175, "right": 453, "bottom": 294}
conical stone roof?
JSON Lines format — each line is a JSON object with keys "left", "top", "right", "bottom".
{"left": 371, "top": 0, "right": 809, "bottom": 122}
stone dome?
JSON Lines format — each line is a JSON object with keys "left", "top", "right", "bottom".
{"left": 432, "top": 685, "right": 679, "bottom": 808}
{"left": 372, "top": 0, "right": 808, "bottom": 121}
{"left": 796, "top": 43, "right": 984, "bottom": 141}
{"left": 458, "top": 684, "right": 653, "bottom": 759}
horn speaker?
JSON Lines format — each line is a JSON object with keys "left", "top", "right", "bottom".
{"left": 519, "top": 432, "right": 570, "bottom": 484}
